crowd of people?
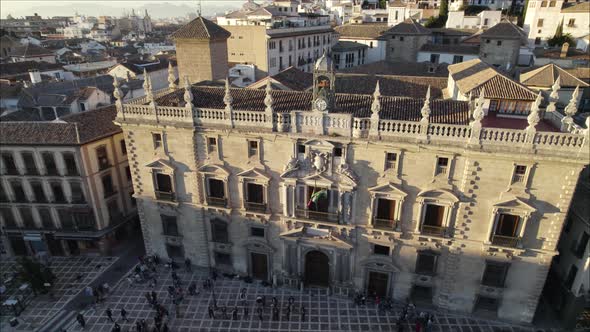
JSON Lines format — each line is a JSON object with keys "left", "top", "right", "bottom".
{"left": 74, "top": 254, "right": 439, "bottom": 331}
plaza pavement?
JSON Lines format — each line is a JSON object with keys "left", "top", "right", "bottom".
{"left": 59, "top": 265, "right": 566, "bottom": 332}
{"left": 0, "top": 256, "right": 118, "bottom": 331}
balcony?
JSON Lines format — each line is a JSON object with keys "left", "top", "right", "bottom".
{"left": 511, "top": 174, "right": 526, "bottom": 184}
{"left": 373, "top": 218, "right": 398, "bottom": 231}
{"left": 420, "top": 225, "right": 446, "bottom": 237}
{"left": 490, "top": 235, "right": 519, "bottom": 248}
{"left": 207, "top": 196, "right": 227, "bottom": 207}
{"left": 155, "top": 191, "right": 175, "bottom": 202}
{"left": 295, "top": 207, "right": 339, "bottom": 223}
{"left": 245, "top": 201, "right": 267, "bottom": 213}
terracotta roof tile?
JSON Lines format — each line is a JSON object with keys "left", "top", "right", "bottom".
{"left": 480, "top": 19, "right": 526, "bottom": 41}
{"left": 385, "top": 18, "right": 430, "bottom": 35}
{"left": 335, "top": 23, "right": 392, "bottom": 39}
{"left": 155, "top": 86, "right": 469, "bottom": 124}
{"left": 170, "top": 16, "right": 231, "bottom": 40}
{"left": 520, "top": 64, "right": 589, "bottom": 88}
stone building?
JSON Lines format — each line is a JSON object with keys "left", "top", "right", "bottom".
{"left": 115, "top": 48, "right": 589, "bottom": 324}
{"left": 479, "top": 19, "right": 527, "bottom": 69}
{"left": 384, "top": 18, "right": 431, "bottom": 63}
{"left": 171, "top": 16, "right": 231, "bottom": 85}
{"left": 0, "top": 105, "right": 137, "bottom": 257}
{"left": 524, "top": 0, "right": 590, "bottom": 47}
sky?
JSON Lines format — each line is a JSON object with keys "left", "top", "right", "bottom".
{"left": 1, "top": 0, "right": 244, "bottom": 19}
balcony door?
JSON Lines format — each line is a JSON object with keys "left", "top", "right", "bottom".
{"left": 367, "top": 271, "right": 389, "bottom": 298}
{"left": 250, "top": 252, "right": 269, "bottom": 281}
{"left": 495, "top": 214, "right": 519, "bottom": 237}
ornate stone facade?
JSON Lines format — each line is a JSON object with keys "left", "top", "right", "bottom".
{"left": 114, "top": 55, "right": 589, "bottom": 324}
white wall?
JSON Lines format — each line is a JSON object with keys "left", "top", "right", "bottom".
{"left": 417, "top": 51, "right": 478, "bottom": 64}
{"left": 339, "top": 38, "right": 386, "bottom": 64}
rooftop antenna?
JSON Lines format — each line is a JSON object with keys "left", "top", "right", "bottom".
{"left": 198, "top": 0, "right": 202, "bottom": 16}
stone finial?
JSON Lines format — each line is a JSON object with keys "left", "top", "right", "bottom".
{"left": 168, "top": 62, "right": 177, "bottom": 90}
{"left": 420, "top": 85, "right": 431, "bottom": 121}
{"left": 550, "top": 75, "right": 560, "bottom": 100}
{"left": 143, "top": 68, "right": 155, "bottom": 106}
{"left": 371, "top": 80, "right": 381, "bottom": 117}
{"left": 264, "top": 79, "right": 273, "bottom": 113}
{"left": 563, "top": 85, "right": 579, "bottom": 117}
{"left": 224, "top": 77, "right": 233, "bottom": 111}
{"left": 183, "top": 76, "right": 193, "bottom": 106}
{"left": 472, "top": 88, "right": 485, "bottom": 123}
{"left": 526, "top": 91, "right": 543, "bottom": 131}
{"left": 113, "top": 77, "right": 123, "bottom": 101}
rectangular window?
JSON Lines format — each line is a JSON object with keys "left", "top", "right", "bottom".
{"left": 248, "top": 140, "right": 259, "bottom": 158}
{"left": 549, "top": 0, "right": 556, "bottom": 6}
{"left": 512, "top": 165, "right": 527, "bottom": 184}
{"left": 481, "top": 261, "right": 509, "bottom": 287}
{"left": 207, "top": 137, "right": 217, "bottom": 154}
{"left": 334, "top": 147, "right": 343, "bottom": 157}
{"left": 19, "top": 207, "right": 36, "bottom": 229}
{"left": 96, "top": 146, "right": 109, "bottom": 171}
{"left": 251, "top": 227, "right": 265, "bottom": 237}
{"left": 567, "top": 18, "right": 575, "bottom": 27}
{"left": 207, "top": 178, "right": 226, "bottom": 206}
{"left": 496, "top": 40, "right": 502, "bottom": 46}
{"left": 429, "top": 54, "right": 439, "bottom": 64}
{"left": 212, "top": 220, "right": 229, "bottom": 243}
{"left": 63, "top": 152, "right": 78, "bottom": 175}
{"left": 166, "top": 244, "right": 184, "bottom": 259}
{"left": 162, "top": 215, "right": 179, "bottom": 236}
{"left": 38, "top": 207, "right": 54, "bottom": 229}
{"left": 246, "top": 183, "right": 264, "bottom": 204}
{"left": 0, "top": 207, "right": 17, "bottom": 228}
{"left": 120, "top": 139, "right": 127, "bottom": 155}
{"left": 42, "top": 152, "right": 59, "bottom": 175}
{"left": 540, "top": 0, "right": 547, "bottom": 6}
{"left": 152, "top": 133, "right": 163, "bottom": 149}
{"left": 422, "top": 204, "right": 445, "bottom": 236}
{"left": 399, "top": 36, "right": 404, "bottom": 41}
{"left": 155, "top": 173, "right": 174, "bottom": 201}
{"left": 70, "top": 182, "right": 85, "bottom": 203}
{"left": 415, "top": 251, "right": 438, "bottom": 275}
{"left": 537, "top": 19, "right": 544, "bottom": 27}
{"left": 1, "top": 153, "right": 18, "bottom": 175}
{"left": 102, "top": 174, "right": 115, "bottom": 198}
{"left": 435, "top": 157, "right": 449, "bottom": 175}
{"left": 21, "top": 152, "right": 38, "bottom": 175}
{"left": 373, "top": 244, "right": 390, "bottom": 256}
{"left": 51, "top": 182, "right": 66, "bottom": 203}
{"left": 564, "top": 265, "right": 578, "bottom": 289}
{"left": 452, "top": 55, "right": 463, "bottom": 64}
{"left": 375, "top": 198, "right": 396, "bottom": 229}
{"left": 11, "top": 181, "right": 27, "bottom": 202}
{"left": 385, "top": 152, "right": 397, "bottom": 171}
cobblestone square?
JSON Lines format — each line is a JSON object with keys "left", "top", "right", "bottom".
{"left": 0, "top": 256, "right": 118, "bottom": 331}
{"left": 61, "top": 265, "right": 561, "bottom": 332}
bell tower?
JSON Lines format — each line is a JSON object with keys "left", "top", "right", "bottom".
{"left": 312, "top": 52, "right": 336, "bottom": 112}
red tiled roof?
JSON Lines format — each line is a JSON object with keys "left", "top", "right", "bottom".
{"left": 170, "top": 16, "right": 231, "bottom": 40}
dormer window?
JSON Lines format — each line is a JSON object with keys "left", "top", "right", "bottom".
{"left": 511, "top": 165, "right": 528, "bottom": 185}
{"left": 385, "top": 152, "right": 397, "bottom": 171}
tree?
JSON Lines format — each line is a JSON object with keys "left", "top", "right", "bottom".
{"left": 17, "top": 257, "right": 56, "bottom": 295}
{"left": 379, "top": 0, "right": 387, "bottom": 9}
{"left": 547, "top": 19, "right": 574, "bottom": 47}
{"left": 439, "top": 0, "right": 449, "bottom": 18}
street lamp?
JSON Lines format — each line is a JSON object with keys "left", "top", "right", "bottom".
{"left": 211, "top": 281, "right": 218, "bottom": 310}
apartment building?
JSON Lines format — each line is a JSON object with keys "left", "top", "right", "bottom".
{"left": 217, "top": 1, "right": 336, "bottom": 78}
{"left": 0, "top": 105, "right": 136, "bottom": 257}
{"left": 524, "top": 0, "right": 590, "bottom": 46}
{"left": 114, "top": 18, "right": 589, "bottom": 324}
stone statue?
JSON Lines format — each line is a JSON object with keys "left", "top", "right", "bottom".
{"left": 338, "top": 163, "right": 357, "bottom": 182}
{"left": 284, "top": 157, "right": 300, "bottom": 172}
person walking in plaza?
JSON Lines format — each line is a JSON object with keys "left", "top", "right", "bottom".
{"left": 301, "top": 305, "right": 306, "bottom": 322}
{"left": 76, "top": 312, "right": 86, "bottom": 329}
{"left": 272, "top": 306, "right": 279, "bottom": 321}
{"left": 105, "top": 308, "right": 114, "bottom": 322}
{"left": 221, "top": 305, "right": 228, "bottom": 319}
{"left": 120, "top": 307, "right": 129, "bottom": 322}
{"left": 396, "top": 316, "right": 405, "bottom": 332}
{"left": 208, "top": 305, "right": 215, "bottom": 319}
{"left": 111, "top": 322, "right": 121, "bottom": 332}
{"left": 162, "top": 322, "right": 170, "bottom": 332}
{"left": 232, "top": 306, "right": 238, "bottom": 320}
{"left": 243, "top": 306, "right": 249, "bottom": 318}
{"left": 285, "top": 307, "right": 291, "bottom": 321}
{"left": 135, "top": 321, "right": 143, "bottom": 332}
{"left": 185, "top": 258, "right": 192, "bottom": 272}
{"left": 258, "top": 307, "right": 263, "bottom": 322}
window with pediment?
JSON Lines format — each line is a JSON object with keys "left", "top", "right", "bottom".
{"left": 238, "top": 168, "right": 270, "bottom": 214}
{"left": 369, "top": 183, "right": 407, "bottom": 231}
{"left": 211, "top": 218, "right": 229, "bottom": 243}
{"left": 510, "top": 163, "right": 532, "bottom": 187}
{"left": 200, "top": 164, "right": 230, "bottom": 208}
{"left": 416, "top": 189, "right": 459, "bottom": 237}
{"left": 147, "top": 159, "right": 176, "bottom": 202}
{"left": 486, "top": 197, "right": 535, "bottom": 248}
{"left": 295, "top": 182, "right": 339, "bottom": 223}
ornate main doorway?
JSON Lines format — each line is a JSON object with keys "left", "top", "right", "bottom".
{"left": 305, "top": 250, "right": 330, "bottom": 287}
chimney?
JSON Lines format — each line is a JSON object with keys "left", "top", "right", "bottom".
{"left": 29, "top": 69, "right": 42, "bottom": 85}
{"left": 560, "top": 42, "right": 569, "bottom": 58}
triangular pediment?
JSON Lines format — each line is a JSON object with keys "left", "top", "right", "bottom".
{"left": 369, "top": 182, "right": 408, "bottom": 197}
{"left": 417, "top": 188, "right": 459, "bottom": 203}
{"left": 302, "top": 173, "right": 334, "bottom": 186}
{"left": 236, "top": 168, "right": 271, "bottom": 181}
{"left": 493, "top": 196, "right": 536, "bottom": 212}
{"left": 279, "top": 227, "right": 353, "bottom": 249}
{"left": 198, "top": 163, "right": 230, "bottom": 176}
{"left": 145, "top": 158, "right": 174, "bottom": 170}
{"left": 303, "top": 139, "right": 335, "bottom": 148}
